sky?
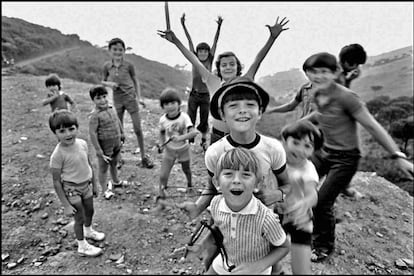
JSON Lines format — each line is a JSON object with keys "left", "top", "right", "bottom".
{"left": 2, "top": 1, "right": 413, "bottom": 79}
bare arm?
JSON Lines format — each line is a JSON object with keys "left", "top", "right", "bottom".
{"left": 173, "top": 126, "right": 199, "bottom": 142}
{"left": 266, "top": 97, "right": 300, "bottom": 114}
{"left": 180, "top": 13, "right": 195, "bottom": 52}
{"left": 87, "top": 154, "right": 98, "bottom": 197}
{"left": 354, "top": 108, "right": 414, "bottom": 179}
{"left": 42, "top": 92, "right": 58, "bottom": 106}
{"left": 210, "top": 15, "right": 223, "bottom": 56}
{"left": 51, "top": 168, "right": 76, "bottom": 215}
{"left": 244, "top": 16, "right": 289, "bottom": 80}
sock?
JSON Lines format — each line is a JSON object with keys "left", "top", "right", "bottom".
{"left": 77, "top": 239, "right": 88, "bottom": 248}
{"left": 84, "top": 225, "right": 92, "bottom": 235}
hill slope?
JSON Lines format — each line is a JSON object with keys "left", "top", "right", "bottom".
{"left": 1, "top": 74, "right": 413, "bottom": 275}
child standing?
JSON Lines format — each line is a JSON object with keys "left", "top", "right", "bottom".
{"left": 49, "top": 110, "right": 105, "bottom": 257}
{"left": 276, "top": 120, "right": 323, "bottom": 274}
{"left": 207, "top": 147, "right": 289, "bottom": 274}
{"left": 299, "top": 52, "right": 413, "bottom": 262}
{"left": 102, "top": 37, "right": 154, "bottom": 168}
{"left": 88, "top": 85, "right": 126, "bottom": 200}
{"left": 180, "top": 13, "right": 223, "bottom": 150}
{"left": 157, "top": 88, "right": 198, "bottom": 201}
{"left": 42, "top": 74, "right": 76, "bottom": 112}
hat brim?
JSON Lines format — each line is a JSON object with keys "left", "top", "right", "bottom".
{"left": 210, "top": 80, "right": 270, "bottom": 120}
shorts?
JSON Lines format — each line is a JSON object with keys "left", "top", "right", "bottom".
{"left": 62, "top": 179, "right": 93, "bottom": 205}
{"left": 98, "top": 137, "right": 122, "bottom": 158}
{"left": 163, "top": 145, "right": 190, "bottom": 163}
{"left": 114, "top": 93, "right": 139, "bottom": 114}
{"left": 211, "top": 254, "right": 271, "bottom": 275}
{"left": 282, "top": 222, "right": 312, "bottom": 246}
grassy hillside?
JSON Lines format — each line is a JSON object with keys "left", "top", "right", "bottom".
{"left": 2, "top": 16, "right": 91, "bottom": 63}
{"left": 258, "top": 46, "right": 413, "bottom": 102}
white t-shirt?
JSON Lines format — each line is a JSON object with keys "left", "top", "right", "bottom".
{"left": 205, "top": 134, "right": 286, "bottom": 192}
{"left": 159, "top": 111, "right": 193, "bottom": 151}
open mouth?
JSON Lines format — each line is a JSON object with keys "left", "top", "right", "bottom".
{"left": 236, "top": 117, "right": 250, "bottom": 122}
{"left": 230, "top": 190, "right": 243, "bottom": 196}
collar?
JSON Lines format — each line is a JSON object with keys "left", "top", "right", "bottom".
{"left": 226, "top": 133, "right": 260, "bottom": 149}
{"left": 218, "top": 195, "right": 258, "bottom": 214}
{"left": 111, "top": 58, "right": 125, "bottom": 68}
{"left": 166, "top": 111, "right": 181, "bottom": 120}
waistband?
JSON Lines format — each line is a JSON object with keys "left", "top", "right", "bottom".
{"left": 62, "top": 179, "right": 91, "bottom": 187}
{"left": 322, "top": 146, "right": 360, "bottom": 154}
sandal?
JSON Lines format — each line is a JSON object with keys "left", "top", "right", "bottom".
{"left": 311, "top": 248, "right": 331, "bottom": 263}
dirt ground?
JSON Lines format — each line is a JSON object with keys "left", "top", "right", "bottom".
{"left": 2, "top": 73, "right": 413, "bottom": 275}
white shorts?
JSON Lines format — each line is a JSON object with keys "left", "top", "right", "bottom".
{"left": 211, "top": 254, "right": 272, "bottom": 275}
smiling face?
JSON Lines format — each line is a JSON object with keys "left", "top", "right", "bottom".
{"left": 109, "top": 42, "right": 125, "bottom": 61}
{"left": 197, "top": 49, "right": 209, "bottom": 62}
{"left": 162, "top": 101, "right": 180, "bottom": 117}
{"left": 55, "top": 125, "right": 78, "bottom": 147}
{"left": 218, "top": 166, "right": 258, "bottom": 212}
{"left": 305, "top": 67, "right": 337, "bottom": 90}
{"left": 283, "top": 135, "right": 315, "bottom": 166}
{"left": 93, "top": 94, "right": 109, "bottom": 110}
{"left": 219, "top": 56, "right": 238, "bottom": 81}
{"left": 221, "top": 99, "right": 261, "bottom": 134}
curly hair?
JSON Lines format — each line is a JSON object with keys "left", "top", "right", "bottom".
{"left": 215, "top": 51, "right": 242, "bottom": 80}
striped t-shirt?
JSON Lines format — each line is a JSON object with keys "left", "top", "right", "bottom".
{"left": 209, "top": 195, "right": 286, "bottom": 268}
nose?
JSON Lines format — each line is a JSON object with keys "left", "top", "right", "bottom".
{"left": 231, "top": 172, "right": 241, "bottom": 184}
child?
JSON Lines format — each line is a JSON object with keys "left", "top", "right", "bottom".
{"left": 48, "top": 110, "right": 105, "bottom": 257}
{"left": 42, "top": 74, "right": 76, "bottom": 112}
{"left": 299, "top": 52, "right": 413, "bottom": 262}
{"left": 102, "top": 37, "right": 154, "bottom": 169}
{"left": 180, "top": 13, "right": 223, "bottom": 150}
{"left": 177, "top": 79, "right": 291, "bottom": 273}
{"left": 275, "top": 120, "right": 323, "bottom": 274}
{"left": 158, "top": 16, "right": 289, "bottom": 145}
{"left": 88, "top": 85, "right": 126, "bottom": 200}
{"left": 206, "top": 147, "right": 289, "bottom": 274}
{"left": 337, "top": 43, "right": 367, "bottom": 88}
{"left": 156, "top": 88, "right": 198, "bottom": 202}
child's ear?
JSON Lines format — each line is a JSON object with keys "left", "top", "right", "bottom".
{"left": 254, "top": 175, "right": 264, "bottom": 191}
{"left": 219, "top": 109, "right": 225, "bottom": 121}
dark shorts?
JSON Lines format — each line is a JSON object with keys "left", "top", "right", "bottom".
{"left": 98, "top": 137, "right": 122, "bottom": 158}
{"left": 114, "top": 93, "right": 139, "bottom": 114}
{"left": 282, "top": 222, "right": 312, "bottom": 246}
{"left": 62, "top": 179, "right": 93, "bottom": 205}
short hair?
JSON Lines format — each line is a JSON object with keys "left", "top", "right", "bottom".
{"left": 45, "top": 74, "right": 61, "bottom": 90}
{"left": 303, "top": 52, "right": 338, "bottom": 73}
{"left": 220, "top": 86, "right": 261, "bottom": 112}
{"left": 215, "top": 51, "right": 242, "bottom": 80}
{"left": 196, "top": 42, "right": 211, "bottom": 52}
{"left": 215, "top": 147, "right": 262, "bottom": 180}
{"left": 159, "top": 87, "right": 181, "bottom": 107}
{"left": 108, "top": 38, "right": 125, "bottom": 50}
{"left": 49, "top": 109, "right": 78, "bottom": 134}
{"left": 89, "top": 85, "right": 108, "bottom": 100}
{"left": 281, "top": 120, "right": 324, "bottom": 150}
{"left": 339, "top": 43, "right": 367, "bottom": 66}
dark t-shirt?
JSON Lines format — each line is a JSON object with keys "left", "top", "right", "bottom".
{"left": 191, "top": 54, "right": 214, "bottom": 94}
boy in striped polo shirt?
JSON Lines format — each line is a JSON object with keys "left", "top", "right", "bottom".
{"left": 207, "top": 147, "right": 289, "bottom": 274}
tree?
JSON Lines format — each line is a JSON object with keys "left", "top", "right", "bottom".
{"left": 376, "top": 106, "right": 409, "bottom": 128}
{"left": 390, "top": 118, "right": 414, "bottom": 152}
{"left": 366, "top": 96, "right": 390, "bottom": 117}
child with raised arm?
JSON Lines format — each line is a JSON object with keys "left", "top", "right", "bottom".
{"left": 88, "top": 85, "right": 126, "bottom": 200}
{"left": 180, "top": 13, "right": 223, "bottom": 150}
{"left": 102, "top": 38, "right": 154, "bottom": 168}
{"left": 298, "top": 52, "right": 413, "bottom": 262}
{"left": 158, "top": 16, "right": 289, "bottom": 145}
{"left": 156, "top": 88, "right": 198, "bottom": 204}
{"left": 275, "top": 120, "right": 323, "bottom": 274}
{"left": 206, "top": 147, "right": 289, "bottom": 275}
{"left": 42, "top": 74, "right": 76, "bottom": 112}
{"left": 49, "top": 110, "right": 104, "bottom": 257}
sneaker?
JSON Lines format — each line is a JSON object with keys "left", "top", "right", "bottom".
{"left": 104, "top": 189, "right": 114, "bottom": 200}
{"left": 342, "top": 187, "right": 364, "bottom": 199}
{"left": 141, "top": 154, "right": 154, "bottom": 168}
{"left": 78, "top": 242, "right": 103, "bottom": 257}
{"left": 112, "top": 180, "right": 127, "bottom": 188}
{"left": 84, "top": 228, "right": 105, "bottom": 241}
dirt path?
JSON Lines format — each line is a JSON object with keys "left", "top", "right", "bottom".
{"left": 13, "top": 46, "right": 82, "bottom": 68}
{"left": 1, "top": 74, "right": 413, "bottom": 275}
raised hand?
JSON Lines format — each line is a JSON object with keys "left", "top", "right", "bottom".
{"left": 216, "top": 15, "right": 223, "bottom": 26}
{"left": 157, "top": 29, "right": 177, "bottom": 44}
{"left": 266, "top": 16, "right": 289, "bottom": 39}
{"left": 181, "top": 13, "right": 186, "bottom": 25}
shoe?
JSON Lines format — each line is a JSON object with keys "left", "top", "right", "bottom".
{"left": 112, "top": 180, "right": 127, "bottom": 187}
{"left": 311, "top": 248, "right": 332, "bottom": 263}
{"left": 78, "top": 241, "right": 103, "bottom": 257}
{"left": 104, "top": 189, "right": 114, "bottom": 199}
{"left": 141, "top": 154, "right": 154, "bottom": 168}
{"left": 84, "top": 228, "right": 105, "bottom": 241}
{"left": 342, "top": 187, "right": 364, "bottom": 199}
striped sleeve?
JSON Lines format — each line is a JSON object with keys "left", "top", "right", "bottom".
{"left": 262, "top": 209, "right": 286, "bottom": 246}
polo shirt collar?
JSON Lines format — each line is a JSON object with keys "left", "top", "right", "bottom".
{"left": 218, "top": 195, "right": 258, "bottom": 215}
{"left": 111, "top": 58, "right": 125, "bottom": 68}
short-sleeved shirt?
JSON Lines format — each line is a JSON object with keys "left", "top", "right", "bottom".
{"left": 50, "top": 138, "right": 92, "bottom": 184}
{"left": 191, "top": 54, "right": 214, "bottom": 94}
{"left": 89, "top": 106, "right": 122, "bottom": 141}
{"left": 210, "top": 195, "right": 286, "bottom": 267}
{"left": 294, "top": 82, "right": 316, "bottom": 118}
{"left": 313, "top": 84, "right": 365, "bottom": 150}
{"left": 282, "top": 160, "right": 319, "bottom": 232}
{"left": 159, "top": 111, "right": 193, "bottom": 151}
{"left": 46, "top": 91, "right": 74, "bottom": 112}
{"left": 103, "top": 59, "right": 137, "bottom": 100}
{"left": 205, "top": 134, "right": 286, "bottom": 192}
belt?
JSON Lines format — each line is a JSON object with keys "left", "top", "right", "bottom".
{"left": 212, "top": 127, "right": 228, "bottom": 137}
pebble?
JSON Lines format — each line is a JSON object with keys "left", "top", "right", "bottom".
{"left": 17, "top": 256, "right": 25, "bottom": 264}
{"left": 33, "top": 262, "right": 42, "bottom": 267}
{"left": 375, "top": 232, "right": 384, "bottom": 238}
{"left": 2, "top": 253, "right": 10, "bottom": 261}
{"left": 41, "top": 213, "right": 48, "bottom": 219}
{"left": 395, "top": 259, "right": 408, "bottom": 269}
{"left": 7, "top": 262, "right": 17, "bottom": 269}
{"left": 126, "top": 268, "right": 132, "bottom": 274}
{"left": 109, "top": 253, "right": 122, "bottom": 261}
{"left": 402, "top": 258, "right": 414, "bottom": 268}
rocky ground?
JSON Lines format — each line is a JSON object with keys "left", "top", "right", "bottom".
{"left": 1, "top": 73, "right": 413, "bottom": 275}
